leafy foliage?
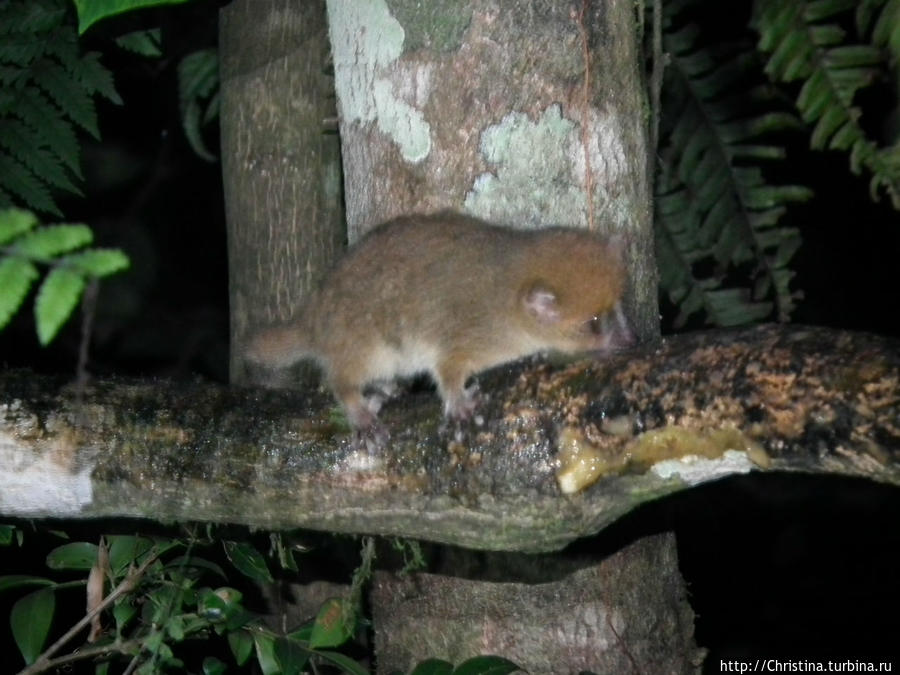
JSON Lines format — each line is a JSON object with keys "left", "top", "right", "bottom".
{"left": 655, "top": 1, "right": 813, "bottom": 328}
{"left": 654, "top": 0, "right": 898, "bottom": 328}
{"left": 178, "top": 47, "right": 219, "bottom": 161}
{"left": 0, "top": 207, "right": 129, "bottom": 344}
{"left": 0, "top": 527, "right": 517, "bottom": 675}
{"left": 73, "top": 0, "right": 192, "bottom": 35}
{"left": 754, "top": 0, "right": 900, "bottom": 207}
{"left": 0, "top": 0, "right": 121, "bottom": 217}
{"left": 0, "top": 530, "right": 359, "bottom": 673}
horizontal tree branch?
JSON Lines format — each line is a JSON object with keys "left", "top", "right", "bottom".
{"left": 1, "top": 325, "right": 898, "bottom": 552}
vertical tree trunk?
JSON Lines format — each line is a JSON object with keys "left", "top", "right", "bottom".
{"left": 326, "top": 0, "right": 658, "bottom": 337}
{"left": 325, "top": 1, "right": 689, "bottom": 671}
{"left": 220, "top": 0, "right": 344, "bottom": 385}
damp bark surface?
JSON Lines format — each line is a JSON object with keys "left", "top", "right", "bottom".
{"left": 2, "top": 325, "right": 898, "bottom": 552}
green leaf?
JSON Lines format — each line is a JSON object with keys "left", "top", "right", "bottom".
{"left": 198, "top": 587, "right": 244, "bottom": 622}
{"left": 74, "top": 0, "right": 192, "bottom": 34}
{"left": 33, "top": 60, "right": 100, "bottom": 138}
{"left": 202, "top": 656, "right": 227, "bottom": 675}
{"left": 314, "top": 650, "right": 369, "bottom": 675}
{"left": 166, "top": 614, "right": 185, "bottom": 641}
{"left": 452, "top": 656, "right": 521, "bottom": 675}
{"left": 15, "top": 224, "right": 92, "bottom": 259}
{"left": 167, "top": 555, "right": 226, "bottom": 580}
{"left": 46, "top": 541, "right": 98, "bottom": 570}
{"left": 67, "top": 248, "right": 130, "bottom": 277}
{"left": 410, "top": 658, "right": 455, "bottom": 675}
{"left": 11, "top": 588, "right": 55, "bottom": 665}
{"left": 0, "top": 575, "right": 55, "bottom": 592}
{"left": 113, "top": 599, "right": 138, "bottom": 632}
{"left": 0, "top": 207, "right": 38, "bottom": 244}
{"left": 252, "top": 631, "right": 280, "bottom": 675}
{"left": 227, "top": 629, "right": 254, "bottom": 666}
{"left": 177, "top": 48, "right": 219, "bottom": 162}
{"left": 0, "top": 152, "right": 60, "bottom": 216}
{"left": 106, "top": 535, "right": 155, "bottom": 575}
{"left": 0, "top": 119, "right": 82, "bottom": 196}
{"left": 35, "top": 266, "right": 85, "bottom": 345}
{"left": 309, "top": 597, "right": 353, "bottom": 649}
{"left": 116, "top": 29, "right": 162, "bottom": 57}
{"left": 0, "top": 256, "right": 39, "bottom": 331}
{"left": 15, "top": 87, "right": 81, "bottom": 176}
{"left": 223, "top": 541, "right": 273, "bottom": 583}
{"left": 0, "top": 524, "right": 16, "bottom": 545}
{"left": 274, "top": 636, "right": 309, "bottom": 675}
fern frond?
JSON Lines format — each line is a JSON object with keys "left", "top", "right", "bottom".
{"left": 0, "top": 0, "right": 120, "bottom": 215}
{"left": 857, "top": 0, "right": 900, "bottom": 56}
{"left": 32, "top": 58, "right": 100, "bottom": 138}
{"left": 656, "top": 8, "right": 812, "bottom": 329}
{"left": 116, "top": 29, "right": 163, "bottom": 57}
{"left": 13, "top": 87, "right": 81, "bottom": 175}
{"left": 0, "top": 152, "right": 59, "bottom": 215}
{"left": 0, "top": 118, "right": 81, "bottom": 194}
{"left": 178, "top": 48, "right": 219, "bottom": 161}
{"left": 754, "top": 0, "right": 900, "bottom": 207}
{"left": 0, "top": 208, "right": 129, "bottom": 344}
{"left": 0, "top": 2, "right": 66, "bottom": 35}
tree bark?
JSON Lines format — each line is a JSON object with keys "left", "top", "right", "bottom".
{"left": 373, "top": 534, "right": 701, "bottom": 673}
{"left": 2, "top": 326, "right": 897, "bottom": 547}
{"left": 220, "top": 0, "right": 344, "bottom": 385}
{"left": 324, "top": 1, "right": 662, "bottom": 667}
{"left": 325, "top": 0, "right": 659, "bottom": 338}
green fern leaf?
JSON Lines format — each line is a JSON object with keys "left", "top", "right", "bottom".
{"left": 656, "top": 4, "right": 812, "bottom": 328}
{"left": 754, "top": 0, "right": 900, "bottom": 206}
{"left": 0, "top": 119, "right": 82, "bottom": 195}
{"left": 870, "top": 0, "right": 900, "bottom": 55}
{"left": 35, "top": 266, "right": 84, "bottom": 345}
{"left": 178, "top": 48, "right": 218, "bottom": 161}
{"left": 14, "top": 224, "right": 93, "bottom": 260}
{"left": 0, "top": 152, "right": 59, "bottom": 215}
{"left": 116, "top": 29, "right": 162, "bottom": 57}
{"left": 0, "top": 207, "right": 38, "bottom": 244}
{"left": 74, "top": 52, "right": 122, "bottom": 104}
{"left": 706, "top": 288, "right": 774, "bottom": 326}
{"left": 14, "top": 87, "right": 81, "bottom": 176}
{"left": 0, "top": 1, "right": 66, "bottom": 35}
{"left": 0, "top": 208, "right": 129, "bottom": 343}
{"left": 32, "top": 59, "right": 99, "bottom": 138}
{"left": 1, "top": 0, "right": 122, "bottom": 214}
{"left": 67, "top": 248, "right": 130, "bottom": 277}
{"left": 0, "top": 256, "right": 39, "bottom": 331}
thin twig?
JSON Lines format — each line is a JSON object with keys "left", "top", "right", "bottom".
{"left": 18, "top": 550, "right": 161, "bottom": 675}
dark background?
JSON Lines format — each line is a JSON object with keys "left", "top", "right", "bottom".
{"left": 1, "top": 0, "right": 898, "bottom": 669}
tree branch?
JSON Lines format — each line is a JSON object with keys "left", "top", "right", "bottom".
{"left": 1, "top": 325, "right": 898, "bottom": 552}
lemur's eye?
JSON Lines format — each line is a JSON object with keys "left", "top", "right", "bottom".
{"left": 587, "top": 314, "right": 604, "bottom": 335}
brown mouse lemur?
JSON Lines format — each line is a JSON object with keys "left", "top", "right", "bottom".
{"left": 246, "top": 211, "right": 633, "bottom": 438}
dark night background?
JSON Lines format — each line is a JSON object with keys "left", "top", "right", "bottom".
{"left": 1, "top": 0, "right": 898, "bottom": 670}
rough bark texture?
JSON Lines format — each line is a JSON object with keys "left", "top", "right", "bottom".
{"left": 220, "top": 0, "right": 344, "bottom": 384}
{"left": 373, "top": 534, "right": 701, "bottom": 673}
{"left": 326, "top": 0, "right": 658, "bottom": 339}
{"left": 2, "top": 326, "right": 897, "bottom": 551}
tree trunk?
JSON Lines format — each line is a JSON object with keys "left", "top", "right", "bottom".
{"left": 373, "top": 535, "right": 701, "bottom": 673}
{"left": 326, "top": 0, "right": 659, "bottom": 337}
{"left": 325, "top": 0, "right": 668, "bottom": 669}
{"left": 220, "top": 0, "right": 344, "bottom": 385}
